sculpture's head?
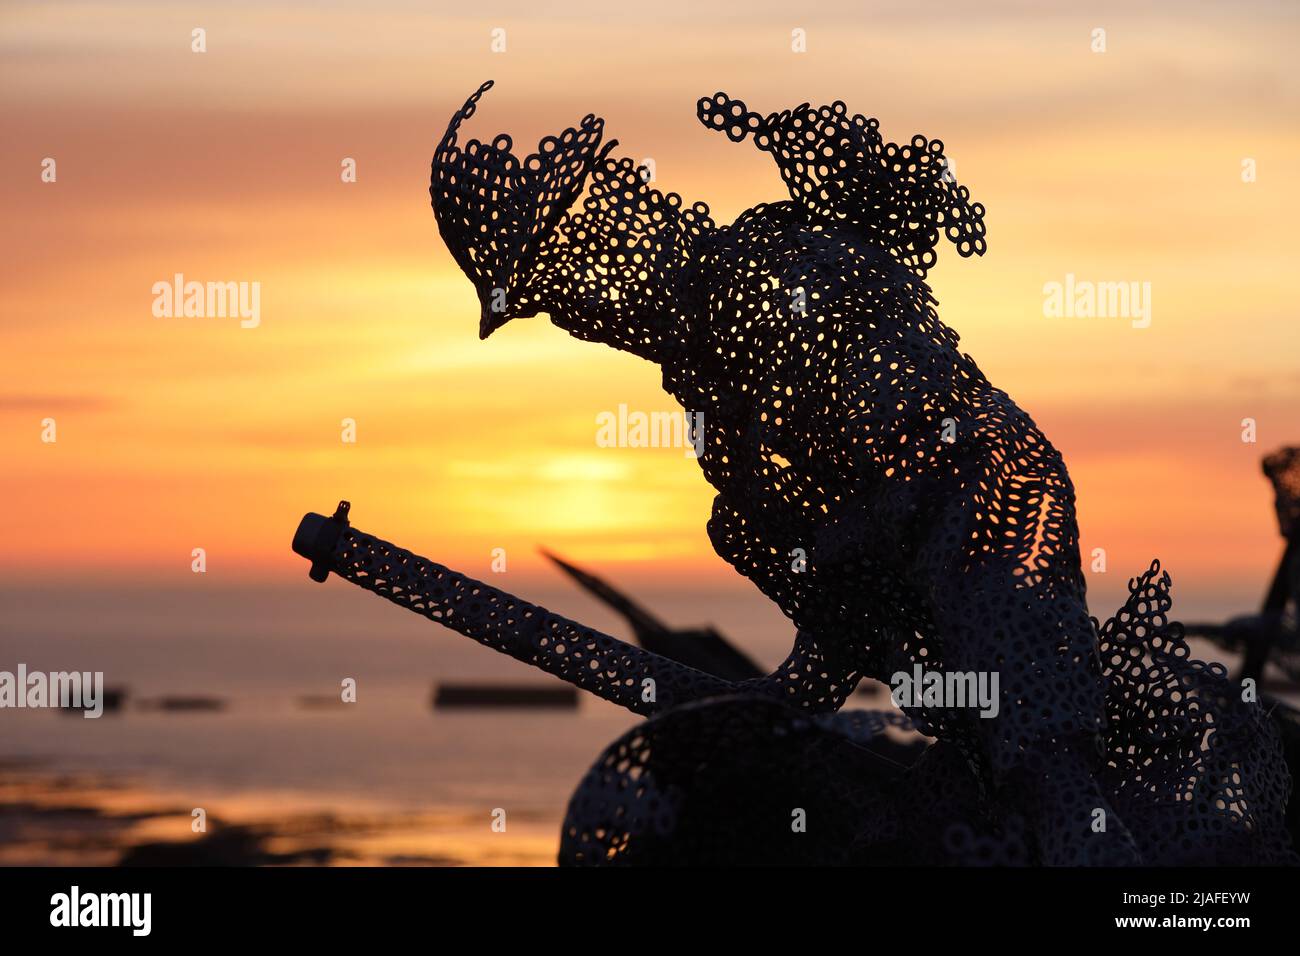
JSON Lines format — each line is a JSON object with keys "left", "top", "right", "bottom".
{"left": 431, "top": 84, "right": 987, "bottom": 358}
{"left": 431, "top": 82, "right": 706, "bottom": 362}
{"left": 430, "top": 80, "right": 612, "bottom": 339}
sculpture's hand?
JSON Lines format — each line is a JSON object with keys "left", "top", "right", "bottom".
{"left": 740, "top": 629, "right": 861, "bottom": 713}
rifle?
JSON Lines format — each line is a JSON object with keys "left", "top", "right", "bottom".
{"left": 291, "top": 501, "right": 740, "bottom": 715}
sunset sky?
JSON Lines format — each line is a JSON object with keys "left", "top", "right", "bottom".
{"left": 2, "top": 0, "right": 1297, "bottom": 617}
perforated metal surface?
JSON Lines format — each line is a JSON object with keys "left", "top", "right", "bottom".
{"left": 406, "top": 82, "right": 1297, "bottom": 864}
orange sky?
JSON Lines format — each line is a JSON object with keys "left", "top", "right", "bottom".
{"left": 1, "top": 1, "right": 1297, "bottom": 615}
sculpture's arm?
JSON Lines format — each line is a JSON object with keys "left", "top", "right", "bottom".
{"left": 740, "top": 629, "right": 862, "bottom": 713}
{"left": 293, "top": 503, "right": 855, "bottom": 715}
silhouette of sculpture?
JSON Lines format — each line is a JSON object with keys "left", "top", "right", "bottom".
{"left": 294, "top": 82, "right": 1296, "bottom": 865}
{"left": 1187, "top": 446, "right": 1300, "bottom": 683}
{"left": 541, "top": 549, "right": 764, "bottom": 681}
{"left": 1254, "top": 448, "right": 1300, "bottom": 675}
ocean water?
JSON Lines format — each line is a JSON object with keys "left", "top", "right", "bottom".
{"left": 0, "top": 576, "right": 1261, "bottom": 864}
{"left": 0, "top": 579, "right": 798, "bottom": 864}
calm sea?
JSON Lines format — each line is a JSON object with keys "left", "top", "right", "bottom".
{"left": 0, "top": 575, "right": 1258, "bottom": 864}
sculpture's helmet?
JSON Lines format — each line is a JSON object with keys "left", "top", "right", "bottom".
{"left": 696, "top": 92, "right": 987, "bottom": 279}
{"left": 431, "top": 81, "right": 606, "bottom": 338}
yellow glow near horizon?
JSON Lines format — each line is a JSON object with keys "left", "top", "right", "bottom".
{"left": 1, "top": 1, "right": 1297, "bottom": 609}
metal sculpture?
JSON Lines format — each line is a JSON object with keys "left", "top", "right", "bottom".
{"left": 541, "top": 549, "right": 764, "bottom": 681}
{"left": 293, "top": 82, "right": 1296, "bottom": 865}
{"left": 1187, "top": 447, "right": 1300, "bottom": 682}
